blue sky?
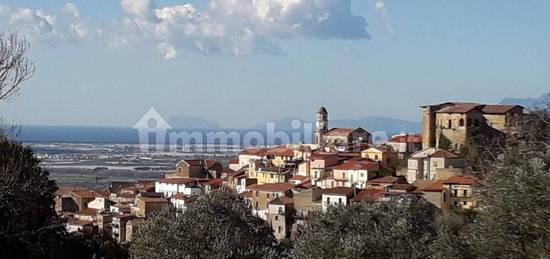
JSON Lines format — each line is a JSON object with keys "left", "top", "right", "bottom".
{"left": 0, "top": 0, "right": 548, "bottom": 128}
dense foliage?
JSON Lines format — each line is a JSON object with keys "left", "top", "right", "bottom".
{"left": 0, "top": 137, "right": 128, "bottom": 259}
{"left": 293, "top": 196, "right": 439, "bottom": 259}
{"left": 130, "top": 191, "right": 279, "bottom": 259}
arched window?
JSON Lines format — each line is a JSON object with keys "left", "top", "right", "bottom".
{"left": 467, "top": 119, "right": 472, "bottom": 127}
{"left": 448, "top": 120, "right": 452, "bottom": 128}
{"left": 474, "top": 119, "right": 480, "bottom": 127}
{"left": 459, "top": 118, "right": 464, "bottom": 127}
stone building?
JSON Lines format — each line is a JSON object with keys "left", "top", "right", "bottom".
{"left": 166, "top": 159, "right": 223, "bottom": 179}
{"left": 315, "top": 106, "right": 372, "bottom": 152}
{"left": 421, "top": 102, "right": 524, "bottom": 151}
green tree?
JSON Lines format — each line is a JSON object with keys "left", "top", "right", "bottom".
{"left": 432, "top": 108, "right": 550, "bottom": 258}
{"left": 0, "top": 136, "right": 94, "bottom": 258}
{"left": 438, "top": 134, "right": 452, "bottom": 150}
{"left": 292, "top": 196, "right": 439, "bottom": 259}
{"left": 130, "top": 191, "right": 279, "bottom": 259}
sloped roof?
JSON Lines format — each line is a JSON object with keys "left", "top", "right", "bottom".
{"left": 240, "top": 148, "right": 268, "bottom": 156}
{"left": 321, "top": 187, "right": 355, "bottom": 196}
{"left": 324, "top": 128, "right": 363, "bottom": 137}
{"left": 481, "top": 104, "right": 523, "bottom": 114}
{"left": 431, "top": 149, "right": 461, "bottom": 158}
{"left": 332, "top": 160, "right": 378, "bottom": 171}
{"left": 201, "top": 178, "right": 225, "bottom": 186}
{"left": 422, "top": 181, "right": 445, "bottom": 192}
{"left": 78, "top": 208, "right": 99, "bottom": 216}
{"left": 389, "top": 134, "right": 422, "bottom": 143}
{"left": 265, "top": 148, "right": 295, "bottom": 157}
{"left": 351, "top": 188, "right": 384, "bottom": 202}
{"left": 247, "top": 183, "right": 295, "bottom": 192}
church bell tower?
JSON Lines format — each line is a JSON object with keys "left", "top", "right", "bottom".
{"left": 315, "top": 106, "right": 329, "bottom": 148}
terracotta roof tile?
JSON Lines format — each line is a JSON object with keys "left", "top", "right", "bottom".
{"left": 324, "top": 128, "right": 360, "bottom": 137}
{"left": 389, "top": 134, "right": 423, "bottom": 143}
{"left": 352, "top": 188, "right": 384, "bottom": 202}
{"left": 481, "top": 105, "right": 522, "bottom": 114}
{"left": 431, "top": 150, "right": 461, "bottom": 158}
{"left": 240, "top": 148, "right": 268, "bottom": 156}
{"left": 333, "top": 160, "right": 378, "bottom": 171}
{"left": 247, "top": 183, "right": 294, "bottom": 192}
{"left": 78, "top": 208, "right": 99, "bottom": 216}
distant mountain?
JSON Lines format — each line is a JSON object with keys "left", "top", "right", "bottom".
{"left": 254, "top": 116, "right": 421, "bottom": 136}
{"left": 500, "top": 92, "right": 550, "bottom": 110}
{"left": 168, "top": 115, "right": 221, "bottom": 129}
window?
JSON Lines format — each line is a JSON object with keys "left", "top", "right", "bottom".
{"left": 343, "top": 172, "right": 346, "bottom": 178}
{"left": 267, "top": 193, "right": 270, "bottom": 198}
{"left": 327, "top": 197, "right": 331, "bottom": 204}
{"left": 338, "top": 198, "right": 343, "bottom": 204}
{"left": 474, "top": 119, "right": 480, "bottom": 127}
{"left": 278, "top": 207, "right": 283, "bottom": 214}
{"left": 278, "top": 226, "right": 282, "bottom": 233}
{"left": 443, "top": 193, "right": 447, "bottom": 202}
{"left": 463, "top": 190, "right": 468, "bottom": 197}
{"left": 375, "top": 155, "right": 379, "bottom": 160}
{"left": 275, "top": 215, "right": 278, "bottom": 221}
{"left": 448, "top": 119, "right": 452, "bottom": 128}
{"left": 453, "top": 189, "right": 458, "bottom": 197}
{"left": 459, "top": 118, "right": 464, "bottom": 127}
{"left": 467, "top": 119, "right": 472, "bottom": 127}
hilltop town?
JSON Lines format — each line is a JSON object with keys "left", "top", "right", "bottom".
{"left": 55, "top": 101, "right": 526, "bottom": 242}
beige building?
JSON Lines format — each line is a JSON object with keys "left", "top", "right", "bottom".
{"left": 407, "top": 148, "right": 466, "bottom": 183}
{"left": 247, "top": 183, "right": 294, "bottom": 219}
{"left": 135, "top": 196, "right": 171, "bottom": 218}
{"left": 386, "top": 134, "right": 423, "bottom": 160}
{"left": 361, "top": 146, "right": 399, "bottom": 169}
{"left": 421, "top": 102, "right": 524, "bottom": 151}
{"left": 267, "top": 197, "right": 295, "bottom": 240}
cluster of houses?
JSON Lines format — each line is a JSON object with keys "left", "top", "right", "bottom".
{"left": 55, "top": 102, "right": 523, "bottom": 241}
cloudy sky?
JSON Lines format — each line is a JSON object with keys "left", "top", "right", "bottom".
{"left": 0, "top": 0, "right": 548, "bottom": 128}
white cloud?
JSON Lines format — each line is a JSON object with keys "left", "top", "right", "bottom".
{"left": 121, "top": 0, "right": 157, "bottom": 21}
{"left": 157, "top": 42, "right": 176, "bottom": 59}
{"left": 0, "top": 0, "right": 371, "bottom": 59}
{"left": 373, "top": 1, "right": 393, "bottom": 34}
{"left": 112, "top": 0, "right": 370, "bottom": 57}
{"left": 0, "top": 3, "right": 98, "bottom": 44}
{"left": 62, "top": 3, "right": 80, "bottom": 18}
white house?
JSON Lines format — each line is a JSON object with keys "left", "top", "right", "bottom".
{"left": 321, "top": 187, "right": 355, "bottom": 211}
{"left": 155, "top": 178, "right": 204, "bottom": 197}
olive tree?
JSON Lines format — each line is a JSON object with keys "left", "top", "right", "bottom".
{"left": 130, "top": 191, "right": 279, "bottom": 259}
{"left": 293, "top": 196, "right": 439, "bottom": 259}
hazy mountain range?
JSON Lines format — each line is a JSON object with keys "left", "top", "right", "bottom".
{"left": 253, "top": 117, "right": 422, "bottom": 136}
{"left": 499, "top": 92, "right": 550, "bottom": 110}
